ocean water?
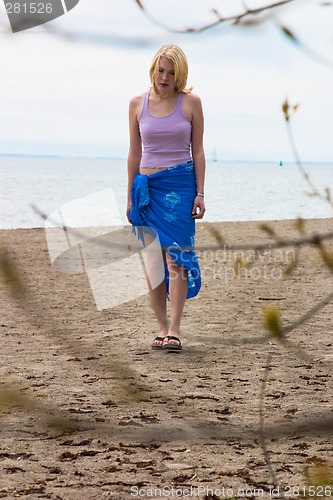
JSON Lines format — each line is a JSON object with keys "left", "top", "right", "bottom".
{"left": 0, "top": 156, "right": 332, "bottom": 229}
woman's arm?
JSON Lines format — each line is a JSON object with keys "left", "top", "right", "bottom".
{"left": 190, "top": 94, "right": 206, "bottom": 219}
{"left": 126, "top": 96, "right": 143, "bottom": 222}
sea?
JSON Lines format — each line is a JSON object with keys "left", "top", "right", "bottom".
{"left": 0, "top": 156, "right": 332, "bottom": 229}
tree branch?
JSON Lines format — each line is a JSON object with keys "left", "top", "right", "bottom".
{"left": 135, "top": 0, "right": 333, "bottom": 71}
{"left": 258, "top": 354, "right": 286, "bottom": 495}
{"left": 134, "top": 0, "right": 298, "bottom": 34}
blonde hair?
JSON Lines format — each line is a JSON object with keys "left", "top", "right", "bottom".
{"left": 149, "top": 44, "right": 193, "bottom": 94}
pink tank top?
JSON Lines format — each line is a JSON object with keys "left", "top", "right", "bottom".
{"left": 139, "top": 90, "right": 192, "bottom": 168}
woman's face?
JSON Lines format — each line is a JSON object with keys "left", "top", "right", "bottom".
{"left": 154, "top": 55, "right": 176, "bottom": 95}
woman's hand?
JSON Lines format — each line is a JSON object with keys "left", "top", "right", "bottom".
{"left": 126, "top": 200, "right": 132, "bottom": 224}
{"left": 192, "top": 195, "right": 206, "bottom": 219}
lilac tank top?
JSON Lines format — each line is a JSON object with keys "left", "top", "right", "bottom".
{"left": 139, "top": 89, "right": 192, "bottom": 168}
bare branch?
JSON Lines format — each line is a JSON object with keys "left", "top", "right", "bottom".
{"left": 258, "top": 354, "right": 286, "bottom": 495}
{"left": 33, "top": 203, "right": 333, "bottom": 255}
{"left": 134, "top": 0, "right": 297, "bottom": 34}
{"left": 283, "top": 99, "right": 333, "bottom": 209}
{"left": 278, "top": 23, "right": 333, "bottom": 70}
{"left": 134, "top": 0, "right": 333, "bottom": 71}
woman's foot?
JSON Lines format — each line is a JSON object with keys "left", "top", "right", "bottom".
{"left": 151, "top": 336, "right": 166, "bottom": 350}
{"left": 162, "top": 335, "right": 182, "bottom": 351}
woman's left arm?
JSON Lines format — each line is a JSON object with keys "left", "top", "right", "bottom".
{"left": 190, "top": 94, "right": 206, "bottom": 219}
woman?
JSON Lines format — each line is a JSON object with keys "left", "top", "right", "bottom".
{"left": 126, "top": 43, "right": 206, "bottom": 351}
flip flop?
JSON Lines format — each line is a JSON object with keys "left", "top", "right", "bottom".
{"left": 151, "top": 336, "right": 166, "bottom": 350}
{"left": 162, "top": 335, "right": 182, "bottom": 351}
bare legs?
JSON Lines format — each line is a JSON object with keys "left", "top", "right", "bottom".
{"left": 150, "top": 252, "right": 188, "bottom": 348}
{"left": 165, "top": 253, "right": 188, "bottom": 343}
{"left": 148, "top": 280, "right": 168, "bottom": 339}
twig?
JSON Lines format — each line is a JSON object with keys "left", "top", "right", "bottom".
{"left": 135, "top": 0, "right": 333, "bottom": 72}
{"left": 283, "top": 290, "right": 333, "bottom": 336}
{"left": 284, "top": 101, "right": 333, "bottom": 209}
{"left": 258, "top": 354, "right": 285, "bottom": 496}
{"left": 33, "top": 202, "right": 333, "bottom": 254}
{"left": 279, "top": 23, "right": 333, "bottom": 71}
{"left": 134, "top": 0, "right": 297, "bottom": 34}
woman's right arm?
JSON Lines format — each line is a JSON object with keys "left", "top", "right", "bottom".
{"left": 126, "top": 96, "right": 142, "bottom": 222}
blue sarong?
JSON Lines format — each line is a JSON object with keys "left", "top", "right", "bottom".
{"left": 130, "top": 161, "right": 201, "bottom": 299}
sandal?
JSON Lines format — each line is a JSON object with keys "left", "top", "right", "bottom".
{"left": 151, "top": 336, "right": 165, "bottom": 350}
{"left": 162, "top": 335, "right": 182, "bottom": 351}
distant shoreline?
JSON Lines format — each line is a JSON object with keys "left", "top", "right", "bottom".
{"left": 1, "top": 217, "right": 332, "bottom": 233}
{"left": 1, "top": 216, "right": 332, "bottom": 232}
{"left": 1, "top": 154, "right": 333, "bottom": 164}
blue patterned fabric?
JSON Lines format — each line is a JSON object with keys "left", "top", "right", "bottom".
{"left": 130, "top": 161, "right": 201, "bottom": 299}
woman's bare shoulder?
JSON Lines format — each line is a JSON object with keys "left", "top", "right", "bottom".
{"left": 182, "top": 92, "right": 203, "bottom": 121}
{"left": 183, "top": 92, "right": 203, "bottom": 115}
{"left": 183, "top": 92, "right": 202, "bottom": 104}
{"left": 129, "top": 92, "right": 145, "bottom": 107}
{"left": 129, "top": 92, "right": 146, "bottom": 120}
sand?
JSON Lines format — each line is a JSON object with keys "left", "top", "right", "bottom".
{"left": 0, "top": 219, "right": 332, "bottom": 499}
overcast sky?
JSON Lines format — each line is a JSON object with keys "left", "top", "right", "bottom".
{"left": 0, "top": 0, "right": 332, "bottom": 161}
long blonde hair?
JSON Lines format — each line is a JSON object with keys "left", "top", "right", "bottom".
{"left": 149, "top": 44, "right": 193, "bottom": 94}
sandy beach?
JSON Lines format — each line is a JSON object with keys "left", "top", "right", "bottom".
{"left": 0, "top": 219, "right": 332, "bottom": 499}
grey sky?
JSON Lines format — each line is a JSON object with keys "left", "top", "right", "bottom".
{"left": 0, "top": 0, "right": 332, "bottom": 161}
